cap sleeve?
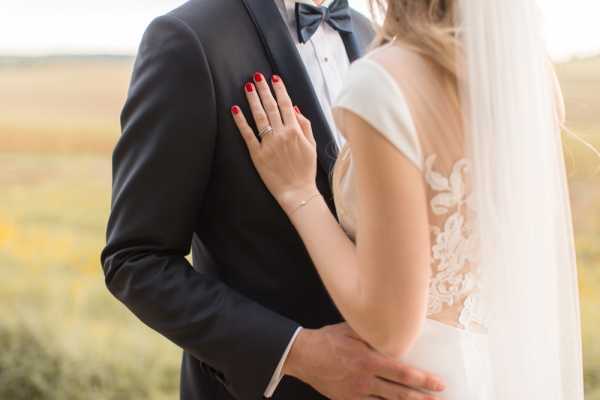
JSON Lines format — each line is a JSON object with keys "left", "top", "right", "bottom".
{"left": 334, "top": 58, "right": 423, "bottom": 170}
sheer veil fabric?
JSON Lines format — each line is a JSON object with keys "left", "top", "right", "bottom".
{"left": 459, "top": 0, "right": 584, "bottom": 398}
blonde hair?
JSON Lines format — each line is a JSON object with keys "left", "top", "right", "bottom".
{"left": 368, "top": 0, "right": 459, "bottom": 82}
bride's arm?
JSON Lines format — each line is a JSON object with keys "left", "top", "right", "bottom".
{"left": 232, "top": 75, "right": 431, "bottom": 358}
{"left": 282, "top": 110, "right": 431, "bottom": 359}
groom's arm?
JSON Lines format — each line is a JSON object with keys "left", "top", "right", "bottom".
{"left": 100, "top": 15, "right": 299, "bottom": 399}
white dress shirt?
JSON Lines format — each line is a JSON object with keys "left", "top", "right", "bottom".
{"left": 264, "top": 0, "right": 352, "bottom": 397}
{"left": 278, "top": 0, "right": 350, "bottom": 149}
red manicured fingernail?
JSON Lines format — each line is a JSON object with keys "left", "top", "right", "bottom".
{"left": 294, "top": 106, "right": 301, "bottom": 114}
{"left": 245, "top": 82, "right": 254, "bottom": 93}
{"left": 272, "top": 74, "right": 281, "bottom": 83}
{"left": 231, "top": 105, "right": 240, "bottom": 115}
{"left": 254, "top": 72, "right": 263, "bottom": 82}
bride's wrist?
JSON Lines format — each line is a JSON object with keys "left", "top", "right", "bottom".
{"left": 276, "top": 186, "right": 321, "bottom": 216}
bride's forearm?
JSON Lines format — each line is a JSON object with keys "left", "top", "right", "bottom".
{"left": 279, "top": 190, "right": 361, "bottom": 303}
{"left": 279, "top": 191, "right": 417, "bottom": 357}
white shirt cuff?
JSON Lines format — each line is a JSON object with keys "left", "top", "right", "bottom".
{"left": 264, "top": 327, "right": 303, "bottom": 398}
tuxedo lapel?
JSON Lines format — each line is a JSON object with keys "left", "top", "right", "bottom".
{"left": 241, "top": 0, "right": 363, "bottom": 175}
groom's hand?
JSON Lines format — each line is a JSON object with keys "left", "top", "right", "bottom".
{"left": 283, "top": 323, "right": 445, "bottom": 400}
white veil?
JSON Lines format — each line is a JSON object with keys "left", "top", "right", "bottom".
{"left": 459, "top": 0, "right": 585, "bottom": 398}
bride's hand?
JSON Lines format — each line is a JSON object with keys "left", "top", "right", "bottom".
{"left": 231, "top": 72, "right": 319, "bottom": 214}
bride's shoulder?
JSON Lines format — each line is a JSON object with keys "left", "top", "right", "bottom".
{"left": 335, "top": 43, "right": 424, "bottom": 169}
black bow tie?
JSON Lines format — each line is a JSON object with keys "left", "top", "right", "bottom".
{"left": 295, "top": 0, "right": 353, "bottom": 44}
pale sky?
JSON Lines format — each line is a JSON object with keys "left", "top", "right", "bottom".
{"left": 1, "top": 0, "right": 599, "bottom": 61}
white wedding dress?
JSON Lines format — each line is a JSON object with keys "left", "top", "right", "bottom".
{"left": 331, "top": 52, "right": 494, "bottom": 399}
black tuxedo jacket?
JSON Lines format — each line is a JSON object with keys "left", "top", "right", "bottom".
{"left": 101, "top": 1, "right": 374, "bottom": 399}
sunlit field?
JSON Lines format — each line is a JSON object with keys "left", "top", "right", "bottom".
{"left": 0, "top": 56, "right": 599, "bottom": 399}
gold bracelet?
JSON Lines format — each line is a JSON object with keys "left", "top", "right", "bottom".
{"left": 291, "top": 192, "right": 322, "bottom": 215}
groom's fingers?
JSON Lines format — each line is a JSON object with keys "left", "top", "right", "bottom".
{"left": 377, "top": 358, "right": 445, "bottom": 394}
{"left": 333, "top": 323, "right": 444, "bottom": 394}
{"left": 371, "top": 378, "right": 399, "bottom": 399}
{"left": 371, "top": 378, "right": 435, "bottom": 400}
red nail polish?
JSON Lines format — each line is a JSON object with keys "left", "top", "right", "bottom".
{"left": 272, "top": 74, "right": 281, "bottom": 83}
{"left": 231, "top": 105, "right": 240, "bottom": 115}
{"left": 294, "top": 106, "right": 301, "bottom": 114}
{"left": 245, "top": 82, "right": 254, "bottom": 93}
{"left": 254, "top": 72, "right": 263, "bottom": 82}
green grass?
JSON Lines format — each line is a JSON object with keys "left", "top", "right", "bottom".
{"left": 0, "top": 153, "right": 181, "bottom": 400}
{"left": 0, "top": 56, "right": 598, "bottom": 399}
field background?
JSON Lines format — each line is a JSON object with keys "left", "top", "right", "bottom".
{"left": 0, "top": 56, "right": 598, "bottom": 399}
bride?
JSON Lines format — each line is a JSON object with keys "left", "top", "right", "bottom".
{"left": 231, "top": 0, "right": 584, "bottom": 398}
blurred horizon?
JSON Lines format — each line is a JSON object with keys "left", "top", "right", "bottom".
{"left": 1, "top": 0, "right": 600, "bottom": 61}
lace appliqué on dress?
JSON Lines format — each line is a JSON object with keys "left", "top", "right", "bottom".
{"left": 425, "top": 155, "right": 485, "bottom": 330}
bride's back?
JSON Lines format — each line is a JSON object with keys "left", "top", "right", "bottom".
{"left": 368, "top": 42, "right": 466, "bottom": 171}
{"left": 361, "top": 43, "right": 483, "bottom": 331}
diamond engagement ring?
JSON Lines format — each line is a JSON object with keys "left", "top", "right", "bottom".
{"left": 258, "top": 125, "right": 273, "bottom": 139}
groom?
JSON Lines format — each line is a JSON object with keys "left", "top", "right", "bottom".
{"left": 101, "top": 0, "right": 444, "bottom": 399}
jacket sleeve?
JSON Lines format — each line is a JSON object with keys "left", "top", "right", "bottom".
{"left": 100, "top": 14, "right": 300, "bottom": 399}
